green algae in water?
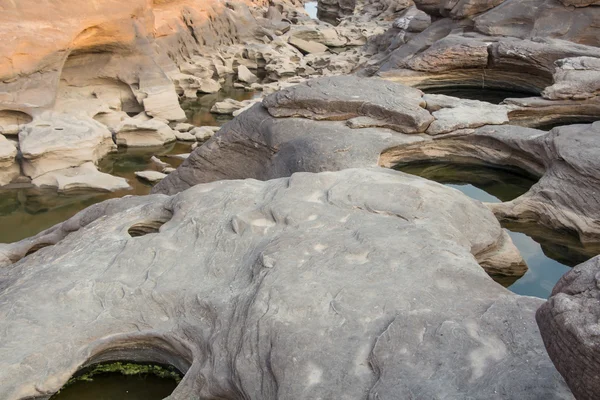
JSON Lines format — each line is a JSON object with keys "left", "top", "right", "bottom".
{"left": 394, "top": 161, "right": 597, "bottom": 299}
{"left": 51, "top": 362, "right": 182, "bottom": 400}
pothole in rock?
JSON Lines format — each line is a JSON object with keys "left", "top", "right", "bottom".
{"left": 50, "top": 361, "right": 182, "bottom": 400}
{"left": 422, "top": 87, "right": 536, "bottom": 105}
{"left": 393, "top": 161, "right": 592, "bottom": 298}
{"left": 0, "top": 142, "right": 190, "bottom": 244}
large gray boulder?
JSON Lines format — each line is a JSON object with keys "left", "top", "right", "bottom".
{"left": 262, "top": 76, "right": 434, "bottom": 134}
{"left": 0, "top": 168, "right": 570, "bottom": 399}
{"left": 537, "top": 256, "right": 600, "bottom": 400}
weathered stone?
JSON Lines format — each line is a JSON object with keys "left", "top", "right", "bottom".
{"left": 262, "top": 76, "right": 434, "bottom": 133}
{"left": 211, "top": 98, "right": 261, "bottom": 115}
{"left": 134, "top": 170, "right": 167, "bottom": 183}
{"left": 0, "top": 168, "right": 571, "bottom": 400}
{"left": 190, "top": 126, "right": 217, "bottom": 142}
{"left": 288, "top": 36, "right": 329, "bottom": 55}
{"left": 237, "top": 65, "right": 259, "bottom": 84}
{"left": 0, "top": 133, "right": 20, "bottom": 186}
{"left": 406, "top": 35, "right": 490, "bottom": 72}
{"left": 31, "top": 162, "right": 131, "bottom": 192}
{"left": 537, "top": 255, "right": 600, "bottom": 400}
{"left": 174, "top": 131, "right": 197, "bottom": 141}
{"left": 116, "top": 118, "right": 177, "bottom": 147}
{"left": 174, "top": 123, "right": 194, "bottom": 132}
{"left": 423, "top": 94, "right": 509, "bottom": 135}
{"left": 542, "top": 57, "right": 600, "bottom": 100}
{"left": 19, "top": 114, "right": 116, "bottom": 179}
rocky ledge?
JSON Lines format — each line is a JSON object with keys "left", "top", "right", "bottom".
{"left": 0, "top": 168, "right": 569, "bottom": 399}
{"left": 154, "top": 76, "right": 600, "bottom": 250}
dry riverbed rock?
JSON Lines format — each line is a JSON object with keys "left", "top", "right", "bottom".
{"left": 537, "top": 255, "right": 600, "bottom": 400}
{"left": 0, "top": 168, "right": 571, "bottom": 399}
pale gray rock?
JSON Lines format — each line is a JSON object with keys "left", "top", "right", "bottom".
{"left": 150, "top": 155, "right": 171, "bottom": 169}
{"left": 0, "top": 168, "right": 570, "bottom": 399}
{"left": 134, "top": 170, "right": 167, "bottom": 183}
{"left": 174, "top": 131, "right": 197, "bottom": 141}
{"left": 537, "top": 256, "right": 600, "bottom": 400}
{"left": 174, "top": 122, "right": 194, "bottom": 132}
{"left": 542, "top": 57, "right": 600, "bottom": 100}
{"left": 262, "top": 76, "right": 434, "bottom": 134}
{"left": 406, "top": 35, "right": 490, "bottom": 72}
{"left": 288, "top": 36, "right": 329, "bottom": 55}
{"left": 116, "top": 118, "right": 177, "bottom": 147}
{"left": 19, "top": 113, "right": 116, "bottom": 179}
{"left": 211, "top": 98, "right": 262, "bottom": 115}
{"left": 190, "top": 126, "right": 217, "bottom": 142}
{"left": 237, "top": 65, "right": 259, "bottom": 84}
{"left": 423, "top": 94, "right": 509, "bottom": 135}
{"left": 31, "top": 162, "right": 131, "bottom": 192}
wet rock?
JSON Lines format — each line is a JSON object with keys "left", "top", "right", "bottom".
{"left": 0, "top": 168, "right": 570, "bottom": 400}
{"left": 262, "top": 76, "right": 434, "bottom": 133}
{"left": 0, "top": 133, "right": 20, "bottom": 186}
{"left": 115, "top": 118, "right": 177, "bottom": 147}
{"left": 537, "top": 255, "right": 600, "bottom": 400}
{"left": 134, "top": 170, "right": 167, "bottom": 183}
{"left": 19, "top": 114, "right": 116, "bottom": 179}
{"left": 288, "top": 36, "right": 329, "bottom": 55}
{"left": 237, "top": 65, "right": 259, "bottom": 84}
{"left": 150, "top": 156, "right": 171, "bottom": 169}
{"left": 31, "top": 162, "right": 130, "bottom": 192}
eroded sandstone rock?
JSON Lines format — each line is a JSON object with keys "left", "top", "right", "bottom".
{"left": 31, "top": 162, "right": 131, "bottom": 192}
{"left": 0, "top": 134, "right": 20, "bottom": 186}
{"left": 19, "top": 114, "right": 116, "bottom": 179}
{"left": 0, "top": 168, "right": 570, "bottom": 399}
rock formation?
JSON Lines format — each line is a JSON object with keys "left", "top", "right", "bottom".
{"left": 0, "top": 168, "right": 570, "bottom": 399}
{"left": 537, "top": 256, "right": 600, "bottom": 400}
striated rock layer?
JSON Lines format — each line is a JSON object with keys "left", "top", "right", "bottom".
{"left": 0, "top": 168, "right": 570, "bottom": 399}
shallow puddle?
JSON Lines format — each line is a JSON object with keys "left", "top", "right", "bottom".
{"left": 50, "top": 362, "right": 181, "bottom": 400}
{"left": 394, "top": 161, "right": 594, "bottom": 298}
{"left": 0, "top": 142, "right": 192, "bottom": 244}
{"left": 422, "top": 87, "right": 535, "bottom": 105}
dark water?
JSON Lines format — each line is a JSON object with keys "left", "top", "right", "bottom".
{"left": 394, "top": 161, "right": 596, "bottom": 298}
{"left": 51, "top": 372, "right": 178, "bottom": 400}
{"left": 0, "top": 142, "right": 191, "bottom": 244}
{"left": 180, "top": 85, "right": 258, "bottom": 127}
{"left": 422, "top": 87, "right": 535, "bottom": 105}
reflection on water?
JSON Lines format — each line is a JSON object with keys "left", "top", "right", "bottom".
{"left": 0, "top": 142, "right": 191, "bottom": 244}
{"left": 181, "top": 84, "right": 258, "bottom": 127}
{"left": 422, "top": 87, "right": 535, "bottom": 105}
{"left": 394, "top": 161, "right": 595, "bottom": 298}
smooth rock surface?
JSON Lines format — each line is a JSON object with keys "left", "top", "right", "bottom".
{"left": 31, "top": 162, "right": 131, "bottom": 192}
{"left": 262, "top": 76, "right": 434, "bottom": 133}
{"left": 19, "top": 114, "right": 116, "bottom": 179}
{"left": 116, "top": 118, "right": 177, "bottom": 147}
{"left": 134, "top": 170, "right": 167, "bottom": 183}
{"left": 0, "top": 168, "right": 570, "bottom": 399}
